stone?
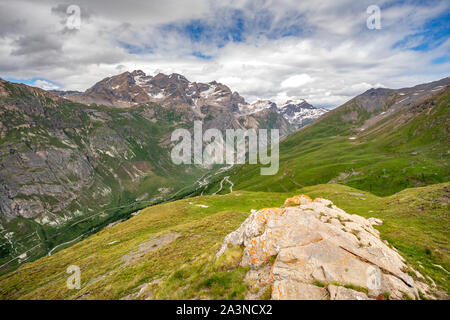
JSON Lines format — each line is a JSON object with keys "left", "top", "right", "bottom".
{"left": 217, "top": 195, "right": 431, "bottom": 300}
{"left": 328, "top": 285, "right": 369, "bottom": 300}
{"left": 121, "top": 232, "right": 180, "bottom": 264}
{"left": 272, "top": 281, "right": 328, "bottom": 300}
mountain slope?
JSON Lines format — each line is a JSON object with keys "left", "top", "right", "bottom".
{"left": 0, "top": 78, "right": 212, "bottom": 273}
{"left": 202, "top": 78, "right": 450, "bottom": 197}
{"left": 0, "top": 71, "right": 304, "bottom": 274}
{"left": 0, "top": 183, "right": 447, "bottom": 299}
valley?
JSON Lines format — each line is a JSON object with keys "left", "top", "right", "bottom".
{"left": 1, "top": 0, "right": 449, "bottom": 303}
{"left": 0, "top": 74, "right": 448, "bottom": 300}
{"left": 201, "top": 78, "right": 450, "bottom": 197}
{"left": 0, "top": 71, "right": 326, "bottom": 274}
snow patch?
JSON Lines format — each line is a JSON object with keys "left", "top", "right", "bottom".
{"left": 149, "top": 91, "right": 166, "bottom": 99}
{"left": 200, "top": 85, "right": 217, "bottom": 98}
{"left": 246, "top": 100, "right": 274, "bottom": 114}
{"left": 134, "top": 74, "right": 147, "bottom": 86}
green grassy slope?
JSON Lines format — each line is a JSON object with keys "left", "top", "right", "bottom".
{"left": 202, "top": 86, "right": 449, "bottom": 197}
{"left": 0, "top": 182, "right": 448, "bottom": 299}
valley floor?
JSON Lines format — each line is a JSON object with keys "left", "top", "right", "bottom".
{"left": 0, "top": 183, "right": 448, "bottom": 299}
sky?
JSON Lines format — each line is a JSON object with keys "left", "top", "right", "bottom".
{"left": 0, "top": 0, "right": 449, "bottom": 108}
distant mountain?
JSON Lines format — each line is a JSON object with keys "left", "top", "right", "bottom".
{"left": 56, "top": 70, "right": 325, "bottom": 131}
{"left": 0, "top": 78, "right": 217, "bottom": 272}
{"left": 50, "top": 89, "right": 83, "bottom": 98}
{"left": 201, "top": 77, "right": 450, "bottom": 197}
{"left": 244, "top": 100, "right": 278, "bottom": 114}
{"left": 65, "top": 70, "right": 247, "bottom": 112}
{"left": 279, "top": 99, "right": 328, "bottom": 127}
{"left": 242, "top": 99, "right": 327, "bottom": 128}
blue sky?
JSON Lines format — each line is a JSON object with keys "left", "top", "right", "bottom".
{"left": 0, "top": 0, "right": 448, "bottom": 107}
{"left": 392, "top": 10, "right": 449, "bottom": 52}
{"left": 4, "top": 78, "right": 61, "bottom": 90}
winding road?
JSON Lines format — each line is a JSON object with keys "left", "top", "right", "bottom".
{"left": 213, "top": 176, "right": 234, "bottom": 195}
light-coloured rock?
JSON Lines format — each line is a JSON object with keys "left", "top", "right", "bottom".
{"left": 217, "top": 195, "right": 431, "bottom": 300}
{"left": 328, "top": 285, "right": 370, "bottom": 300}
{"left": 244, "top": 263, "right": 273, "bottom": 299}
{"left": 121, "top": 232, "right": 180, "bottom": 264}
{"left": 368, "top": 217, "right": 383, "bottom": 226}
{"left": 272, "top": 281, "right": 328, "bottom": 300}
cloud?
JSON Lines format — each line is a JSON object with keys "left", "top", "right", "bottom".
{"left": 0, "top": 0, "right": 449, "bottom": 108}
{"left": 11, "top": 34, "right": 62, "bottom": 56}
{"left": 281, "top": 74, "right": 314, "bottom": 88}
{"left": 33, "top": 79, "right": 60, "bottom": 90}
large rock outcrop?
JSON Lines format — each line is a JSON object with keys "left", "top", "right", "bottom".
{"left": 217, "top": 195, "right": 431, "bottom": 300}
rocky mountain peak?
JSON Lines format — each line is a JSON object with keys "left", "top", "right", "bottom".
{"left": 281, "top": 99, "right": 311, "bottom": 109}
{"left": 53, "top": 70, "right": 327, "bottom": 128}
{"left": 131, "top": 69, "right": 146, "bottom": 77}
{"left": 169, "top": 73, "right": 189, "bottom": 83}
{"left": 278, "top": 100, "right": 328, "bottom": 127}
{"left": 244, "top": 100, "right": 277, "bottom": 115}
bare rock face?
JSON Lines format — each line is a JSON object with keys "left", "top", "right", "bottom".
{"left": 0, "top": 147, "right": 94, "bottom": 220}
{"left": 58, "top": 70, "right": 322, "bottom": 134}
{"left": 66, "top": 70, "right": 249, "bottom": 112}
{"left": 217, "top": 195, "right": 431, "bottom": 300}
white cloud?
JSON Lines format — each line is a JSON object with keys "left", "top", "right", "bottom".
{"left": 281, "top": 74, "right": 314, "bottom": 88}
{"left": 0, "top": 0, "right": 448, "bottom": 108}
{"left": 33, "top": 79, "right": 59, "bottom": 90}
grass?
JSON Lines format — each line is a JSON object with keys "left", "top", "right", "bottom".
{"left": 0, "top": 182, "right": 448, "bottom": 299}
{"left": 0, "top": 191, "right": 291, "bottom": 299}
{"left": 202, "top": 88, "right": 449, "bottom": 197}
{"left": 312, "top": 281, "right": 326, "bottom": 288}
{"left": 297, "top": 183, "right": 450, "bottom": 295}
{"left": 328, "top": 282, "right": 369, "bottom": 295}
{"left": 0, "top": 81, "right": 209, "bottom": 273}
{"left": 0, "top": 79, "right": 448, "bottom": 299}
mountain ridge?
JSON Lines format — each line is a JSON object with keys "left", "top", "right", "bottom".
{"left": 52, "top": 70, "right": 327, "bottom": 128}
{"left": 200, "top": 76, "right": 450, "bottom": 196}
{"left": 0, "top": 75, "right": 448, "bottom": 292}
{"left": 0, "top": 73, "right": 305, "bottom": 273}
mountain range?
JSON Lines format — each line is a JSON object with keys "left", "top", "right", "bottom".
{"left": 0, "top": 70, "right": 325, "bottom": 273}
{"left": 52, "top": 70, "right": 327, "bottom": 128}
{"left": 202, "top": 77, "right": 450, "bottom": 196}
{"left": 0, "top": 73, "right": 448, "bottom": 300}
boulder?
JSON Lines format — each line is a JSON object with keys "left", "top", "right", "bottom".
{"left": 217, "top": 195, "right": 431, "bottom": 300}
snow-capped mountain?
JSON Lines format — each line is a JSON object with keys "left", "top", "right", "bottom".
{"left": 279, "top": 99, "right": 328, "bottom": 127}
{"left": 58, "top": 70, "right": 327, "bottom": 129}
{"left": 66, "top": 70, "right": 247, "bottom": 112}
{"left": 244, "top": 100, "right": 278, "bottom": 114}
{"left": 243, "top": 99, "right": 327, "bottom": 127}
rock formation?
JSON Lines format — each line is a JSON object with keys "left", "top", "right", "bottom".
{"left": 217, "top": 195, "right": 431, "bottom": 300}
